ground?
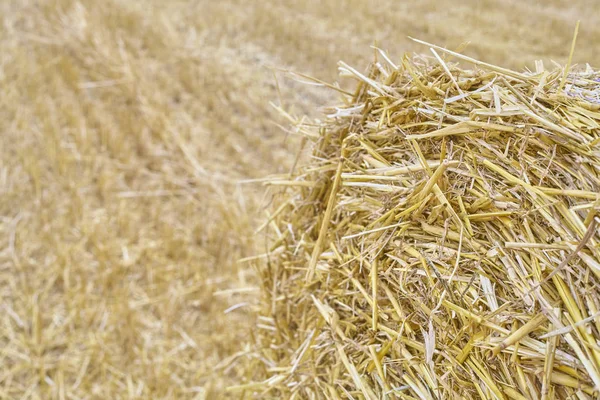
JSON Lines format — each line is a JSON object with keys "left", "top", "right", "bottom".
{"left": 0, "top": 0, "right": 597, "bottom": 398}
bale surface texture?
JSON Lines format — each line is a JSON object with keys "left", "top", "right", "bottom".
{"left": 245, "top": 47, "right": 600, "bottom": 399}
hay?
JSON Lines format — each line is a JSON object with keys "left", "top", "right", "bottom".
{"left": 239, "top": 40, "right": 600, "bottom": 399}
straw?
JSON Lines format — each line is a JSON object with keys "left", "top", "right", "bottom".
{"left": 242, "top": 41, "right": 600, "bottom": 399}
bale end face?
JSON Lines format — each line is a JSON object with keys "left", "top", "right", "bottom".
{"left": 242, "top": 45, "right": 600, "bottom": 399}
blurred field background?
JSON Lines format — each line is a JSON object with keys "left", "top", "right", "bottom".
{"left": 0, "top": 0, "right": 598, "bottom": 398}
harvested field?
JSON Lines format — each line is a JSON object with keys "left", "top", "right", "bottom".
{"left": 0, "top": 0, "right": 598, "bottom": 398}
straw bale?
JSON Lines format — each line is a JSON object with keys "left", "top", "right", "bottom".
{"left": 240, "top": 40, "right": 600, "bottom": 399}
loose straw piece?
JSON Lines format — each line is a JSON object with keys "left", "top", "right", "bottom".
{"left": 558, "top": 21, "right": 581, "bottom": 92}
{"left": 306, "top": 155, "right": 344, "bottom": 282}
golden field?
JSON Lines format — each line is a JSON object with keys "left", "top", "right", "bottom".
{"left": 0, "top": 0, "right": 598, "bottom": 398}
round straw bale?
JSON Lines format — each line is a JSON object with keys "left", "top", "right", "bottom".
{"left": 241, "top": 46, "right": 600, "bottom": 399}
